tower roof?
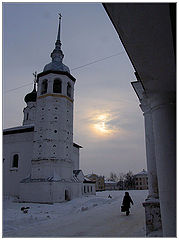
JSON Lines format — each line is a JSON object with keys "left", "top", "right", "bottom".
{"left": 135, "top": 169, "right": 148, "bottom": 176}
{"left": 24, "top": 82, "right": 37, "bottom": 103}
{"left": 43, "top": 14, "right": 70, "bottom": 73}
{"left": 24, "top": 73, "right": 37, "bottom": 103}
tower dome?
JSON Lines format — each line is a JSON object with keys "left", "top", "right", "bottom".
{"left": 43, "top": 59, "right": 70, "bottom": 73}
{"left": 43, "top": 14, "right": 70, "bottom": 73}
{"left": 24, "top": 83, "right": 37, "bottom": 103}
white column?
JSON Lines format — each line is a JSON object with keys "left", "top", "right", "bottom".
{"left": 140, "top": 96, "right": 159, "bottom": 199}
{"left": 150, "top": 92, "right": 176, "bottom": 237}
{"left": 140, "top": 95, "right": 162, "bottom": 236}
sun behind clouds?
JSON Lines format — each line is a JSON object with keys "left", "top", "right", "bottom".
{"left": 92, "top": 113, "right": 115, "bottom": 136}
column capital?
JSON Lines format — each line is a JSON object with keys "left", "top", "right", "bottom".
{"left": 149, "top": 91, "right": 176, "bottom": 112}
{"left": 139, "top": 94, "right": 151, "bottom": 115}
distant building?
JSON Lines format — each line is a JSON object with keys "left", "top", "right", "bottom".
{"left": 85, "top": 174, "right": 105, "bottom": 191}
{"left": 105, "top": 180, "right": 118, "bottom": 190}
{"left": 83, "top": 177, "right": 96, "bottom": 195}
{"left": 134, "top": 169, "right": 148, "bottom": 190}
{"left": 117, "top": 180, "right": 124, "bottom": 190}
{"left": 73, "top": 170, "right": 96, "bottom": 196}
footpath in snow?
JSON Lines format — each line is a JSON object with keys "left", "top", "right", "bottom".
{"left": 3, "top": 190, "right": 147, "bottom": 237}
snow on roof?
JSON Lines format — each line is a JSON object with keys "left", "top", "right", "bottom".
{"left": 135, "top": 169, "right": 148, "bottom": 176}
{"left": 3, "top": 124, "right": 35, "bottom": 135}
{"left": 3, "top": 124, "right": 34, "bottom": 132}
{"left": 85, "top": 173, "right": 98, "bottom": 178}
{"left": 73, "top": 143, "right": 83, "bottom": 148}
{"left": 73, "top": 170, "right": 82, "bottom": 177}
{"left": 73, "top": 175, "right": 80, "bottom": 183}
{"left": 105, "top": 180, "right": 117, "bottom": 184}
{"left": 84, "top": 177, "right": 96, "bottom": 183}
{"left": 85, "top": 174, "right": 92, "bottom": 178}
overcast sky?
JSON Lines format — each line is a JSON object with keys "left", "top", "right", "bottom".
{"left": 3, "top": 2, "right": 146, "bottom": 177}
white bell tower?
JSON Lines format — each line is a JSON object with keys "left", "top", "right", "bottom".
{"left": 20, "top": 14, "right": 81, "bottom": 203}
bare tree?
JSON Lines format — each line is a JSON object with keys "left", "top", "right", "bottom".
{"left": 124, "top": 171, "right": 135, "bottom": 190}
{"left": 118, "top": 172, "right": 125, "bottom": 181}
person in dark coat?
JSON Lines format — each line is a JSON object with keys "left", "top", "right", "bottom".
{"left": 122, "top": 192, "right": 134, "bottom": 216}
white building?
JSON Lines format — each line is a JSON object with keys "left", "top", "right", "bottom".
{"left": 85, "top": 174, "right": 105, "bottom": 191}
{"left": 134, "top": 170, "right": 148, "bottom": 190}
{"left": 3, "top": 15, "right": 91, "bottom": 203}
{"left": 83, "top": 177, "right": 96, "bottom": 196}
{"left": 104, "top": 180, "right": 118, "bottom": 190}
{"left": 73, "top": 170, "right": 96, "bottom": 196}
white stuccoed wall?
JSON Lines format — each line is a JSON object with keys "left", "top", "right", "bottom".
{"left": 72, "top": 146, "right": 79, "bottom": 170}
{"left": 23, "top": 102, "right": 36, "bottom": 125}
{"left": 83, "top": 183, "right": 96, "bottom": 196}
{"left": 31, "top": 73, "right": 75, "bottom": 181}
{"left": 3, "top": 131, "right": 33, "bottom": 197}
{"left": 3, "top": 128, "right": 81, "bottom": 199}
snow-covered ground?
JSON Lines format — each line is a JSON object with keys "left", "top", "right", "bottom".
{"left": 3, "top": 190, "right": 147, "bottom": 237}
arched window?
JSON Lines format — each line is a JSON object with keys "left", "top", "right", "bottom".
{"left": 26, "top": 113, "right": 29, "bottom": 120}
{"left": 67, "top": 82, "right": 71, "bottom": 98}
{"left": 53, "top": 79, "right": 62, "bottom": 93}
{"left": 12, "top": 154, "right": 19, "bottom": 168}
{"left": 41, "top": 79, "right": 48, "bottom": 94}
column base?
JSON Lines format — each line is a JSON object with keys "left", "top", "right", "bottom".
{"left": 143, "top": 198, "right": 162, "bottom": 237}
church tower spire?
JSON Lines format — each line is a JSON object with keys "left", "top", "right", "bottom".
{"left": 43, "top": 14, "right": 70, "bottom": 73}
{"left": 50, "top": 13, "right": 64, "bottom": 62}
{"left": 56, "top": 13, "right": 62, "bottom": 46}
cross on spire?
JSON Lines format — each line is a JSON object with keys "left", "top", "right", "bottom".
{"left": 58, "top": 13, "right": 62, "bottom": 19}
{"left": 33, "top": 71, "right": 37, "bottom": 83}
{"left": 32, "top": 71, "right": 37, "bottom": 91}
{"left": 50, "top": 13, "right": 64, "bottom": 62}
{"left": 57, "top": 13, "right": 62, "bottom": 43}
{"left": 43, "top": 14, "right": 70, "bottom": 72}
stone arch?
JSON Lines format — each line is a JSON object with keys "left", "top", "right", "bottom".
{"left": 53, "top": 78, "right": 62, "bottom": 93}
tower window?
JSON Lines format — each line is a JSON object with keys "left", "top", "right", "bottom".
{"left": 67, "top": 83, "right": 71, "bottom": 98}
{"left": 12, "top": 154, "right": 19, "bottom": 168}
{"left": 26, "top": 113, "right": 29, "bottom": 120}
{"left": 41, "top": 79, "right": 48, "bottom": 94}
{"left": 53, "top": 79, "right": 62, "bottom": 93}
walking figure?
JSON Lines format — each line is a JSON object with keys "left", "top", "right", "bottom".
{"left": 121, "top": 192, "right": 133, "bottom": 216}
